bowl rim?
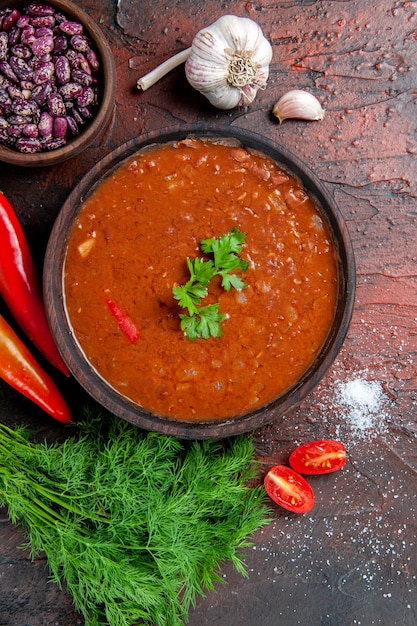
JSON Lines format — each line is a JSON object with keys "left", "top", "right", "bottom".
{"left": 0, "top": 0, "right": 116, "bottom": 167}
{"left": 44, "top": 124, "right": 356, "bottom": 439}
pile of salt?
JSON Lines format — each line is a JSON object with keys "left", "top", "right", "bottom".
{"left": 336, "top": 378, "right": 386, "bottom": 437}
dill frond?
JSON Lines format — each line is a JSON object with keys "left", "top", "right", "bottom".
{"left": 0, "top": 409, "right": 270, "bottom": 626}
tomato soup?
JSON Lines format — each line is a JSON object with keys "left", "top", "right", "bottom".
{"left": 64, "top": 138, "right": 338, "bottom": 421}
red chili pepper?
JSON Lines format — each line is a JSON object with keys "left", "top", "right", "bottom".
{"left": 106, "top": 298, "right": 141, "bottom": 343}
{"left": 0, "top": 191, "right": 69, "bottom": 376}
{"left": 0, "top": 314, "right": 71, "bottom": 423}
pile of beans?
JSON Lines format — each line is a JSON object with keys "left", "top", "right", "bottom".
{"left": 0, "top": 2, "right": 102, "bottom": 153}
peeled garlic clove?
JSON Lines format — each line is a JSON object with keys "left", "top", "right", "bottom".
{"left": 273, "top": 90, "right": 324, "bottom": 123}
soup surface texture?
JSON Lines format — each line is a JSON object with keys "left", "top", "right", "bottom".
{"left": 64, "top": 138, "right": 338, "bottom": 421}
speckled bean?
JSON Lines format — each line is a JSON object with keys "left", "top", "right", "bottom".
{"left": 20, "top": 79, "right": 35, "bottom": 91}
{"left": 53, "top": 11, "right": 67, "bottom": 24}
{"left": 53, "top": 115, "right": 67, "bottom": 137}
{"left": 27, "top": 3, "right": 55, "bottom": 17}
{"left": 76, "top": 86, "right": 95, "bottom": 108}
{"left": 31, "top": 34, "right": 54, "bottom": 56}
{"left": 42, "top": 135, "right": 65, "bottom": 150}
{"left": 71, "top": 68, "right": 92, "bottom": 87}
{"left": 53, "top": 35, "right": 67, "bottom": 54}
{"left": 11, "top": 97, "right": 39, "bottom": 117}
{"left": 55, "top": 55, "right": 71, "bottom": 84}
{"left": 59, "top": 21, "right": 83, "bottom": 36}
{"left": 0, "top": 32, "right": 8, "bottom": 60}
{"left": 0, "top": 89, "right": 11, "bottom": 107}
{"left": 86, "top": 48, "right": 99, "bottom": 72}
{"left": 8, "top": 25, "right": 21, "bottom": 46}
{"left": 77, "top": 104, "right": 93, "bottom": 120}
{"left": 70, "top": 34, "right": 90, "bottom": 53}
{"left": 15, "top": 136, "right": 42, "bottom": 152}
{"left": 65, "top": 49, "right": 83, "bottom": 69}
{"left": 7, "top": 113, "right": 27, "bottom": 125}
{"left": 59, "top": 81, "right": 82, "bottom": 100}
{"left": 9, "top": 56, "right": 33, "bottom": 80}
{"left": 38, "top": 110, "right": 52, "bottom": 136}
{"left": 20, "top": 25, "right": 35, "bottom": 45}
{"left": 8, "top": 123, "right": 23, "bottom": 137}
{"left": 33, "top": 60, "right": 54, "bottom": 84}
{"left": 31, "top": 81, "right": 52, "bottom": 105}
{"left": 22, "top": 122, "right": 38, "bottom": 138}
{"left": 47, "top": 91, "right": 65, "bottom": 116}
{"left": 65, "top": 113, "right": 78, "bottom": 135}
{"left": 11, "top": 44, "right": 32, "bottom": 59}
{"left": 77, "top": 54, "right": 92, "bottom": 75}
{"left": 16, "top": 15, "right": 30, "bottom": 28}
{"left": 7, "top": 83, "right": 25, "bottom": 100}
{"left": 30, "top": 15, "right": 55, "bottom": 28}
{"left": 2, "top": 9, "right": 20, "bottom": 32}
{"left": 0, "top": 60, "right": 18, "bottom": 82}
{"left": 70, "top": 106, "right": 84, "bottom": 125}
{"left": 30, "top": 52, "right": 51, "bottom": 70}
{"left": 34, "top": 26, "right": 53, "bottom": 38}
{"left": 0, "top": 128, "right": 14, "bottom": 145}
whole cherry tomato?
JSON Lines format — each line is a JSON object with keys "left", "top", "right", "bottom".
{"left": 289, "top": 440, "right": 346, "bottom": 475}
{"left": 264, "top": 465, "right": 314, "bottom": 514}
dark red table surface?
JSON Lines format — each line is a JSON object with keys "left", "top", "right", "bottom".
{"left": 1, "top": 1, "right": 416, "bottom": 624}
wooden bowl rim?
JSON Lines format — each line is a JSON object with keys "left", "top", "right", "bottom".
{"left": 0, "top": 0, "right": 116, "bottom": 167}
{"left": 44, "top": 125, "right": 356, "bottom": 439}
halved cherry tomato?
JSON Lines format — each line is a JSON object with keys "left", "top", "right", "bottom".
{"left": 289, "top": 440, "right": 346, "bottom": 475}
{"left": 264, "top": 465, "right": 314, "bottom": 514}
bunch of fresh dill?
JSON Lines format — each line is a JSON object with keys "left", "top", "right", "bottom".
{"left": 0, "top": 409, "right": 270, "bottom": 626}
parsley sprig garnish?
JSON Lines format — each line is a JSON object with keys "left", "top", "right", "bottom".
{"left": 173, "top": 228, "right": 248, "bottom": 340}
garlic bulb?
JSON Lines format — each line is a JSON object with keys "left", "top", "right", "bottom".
{"left": 273, "top": 90, "right": 324, "bottom": 123}
{"left": 136, "top": 15, "right": 272, "bottom": 110}
{"left": 185, "top": 15, "right": 273, "bottom": 109}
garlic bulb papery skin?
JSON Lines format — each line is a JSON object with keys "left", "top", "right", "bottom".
{"left": 273, "top": 90, "right": 325, "bottom": 123}
{"left": 185, "top": 15, "right": 273, "bottom": 110}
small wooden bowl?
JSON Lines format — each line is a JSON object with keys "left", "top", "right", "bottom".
{"left": 0, "top": 0, "right": 116, "bottom": 167}
{"left": 44, "top": 126, "right": 356, "bottom": 439}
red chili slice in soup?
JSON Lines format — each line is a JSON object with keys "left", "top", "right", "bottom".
{"left": 289, "top": 440, "right": 347, "bottom": 475}
{"left": 264, "top": 465, "right": 314, "bottom": 514}
{"left": 105, "top": 298, "right": 141, "bottom": 343}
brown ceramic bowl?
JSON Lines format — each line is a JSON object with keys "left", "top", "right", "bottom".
{"left": 0, "top": 0, "right": 116, "bottom": 167}
{"left": 44, "top": 126, "right": 356, "bottom": 439}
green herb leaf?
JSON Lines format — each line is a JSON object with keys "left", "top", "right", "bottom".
{"left": 219, "top": 270, "right": 248, "bottom": 292}
{"left": 173, "top": 258, "right": 216, "bottom": 316}
{"left": 201, "top": 226, "right": 246, "bottom": 261}
{"left": 173, "top": 228, "right": 248, "bottom": 340}
{"left": 0, "top": 410, "right": 270, "bottom": 626}
{"left": 172, "top": 282, "right": 206, "bottom": 315}
{"left": 188, "top": 257, "right": 216, "bottom": 286}
{"left": 180, "top": 303, "right": 226, "bottom": 340}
